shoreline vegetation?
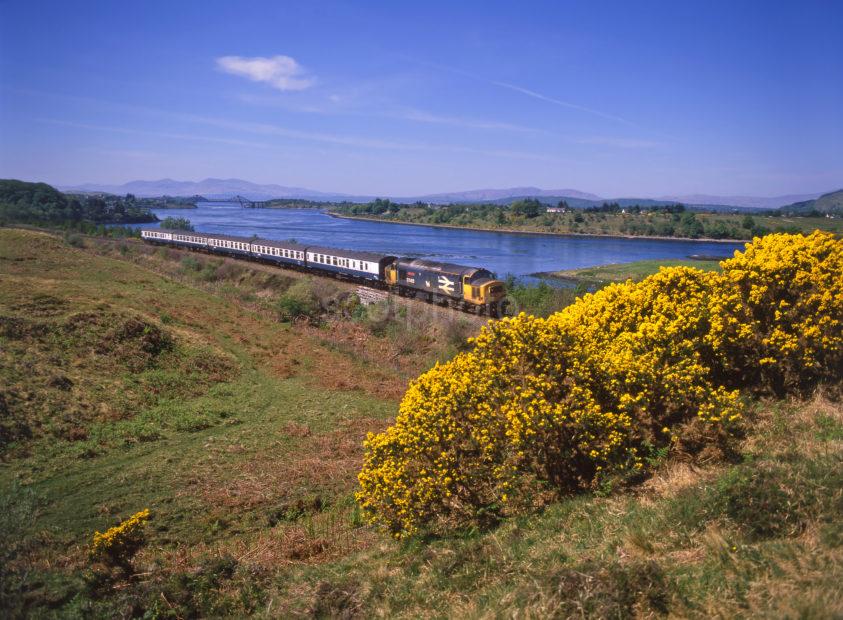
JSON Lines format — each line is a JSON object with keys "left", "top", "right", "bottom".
{"left": 328, "top": 211, "right": 755, "bottom": 243}
{"left": 536, "top": 257, "right": 724, "bottom": 285}
{"left": 329, "top": 196, "right": 842, "bottom": 242}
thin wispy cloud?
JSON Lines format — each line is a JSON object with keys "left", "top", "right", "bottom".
{"left": 216, "top": 55, "right": 315, "bottom": 91}
{"left": 411, "top": 58, "right": 636, "bottom": 127}
{"left": 182, "top": 114, "right": 572, "bottom": 163}
{"left": 397, "top": 109, "right": 538, "bottom": 133}
{"left": 574, "top": 136, "right": 662, "bottom": 149}
{"left": 25, "top": 88, "right": 573, "bottom": 164}
{"left": 490, "top": 81, "right": 635, "bottom": 126}
{"left": 36, "top": 118, "right": 275, "bottom": 149}
{"left": 184, "top": 114, "right": 418, "bottom": 150}
{"left": 232, "top": 93, "right": 540, "bottom": 134}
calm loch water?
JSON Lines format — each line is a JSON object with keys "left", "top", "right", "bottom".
{"left": 140, "top": 203, "right": 745, "bottom": 281}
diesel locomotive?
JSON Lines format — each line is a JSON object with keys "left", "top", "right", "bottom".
{"left": 141, "top": 228, "right": 507, "bottom": 315}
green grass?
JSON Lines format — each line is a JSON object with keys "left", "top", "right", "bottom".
{"left": 546, "top": 257, "right": 722, "bottom": 285}
{"left": 1, "top": 228, "right": 841, "bottom": 618}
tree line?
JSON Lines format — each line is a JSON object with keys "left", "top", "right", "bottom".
{"left": 0, "top": 180, "right": 157, "bottom": 226}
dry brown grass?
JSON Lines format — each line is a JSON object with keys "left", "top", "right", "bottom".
{"left": 191, "top": 417, "right": 386, "bottom": 514}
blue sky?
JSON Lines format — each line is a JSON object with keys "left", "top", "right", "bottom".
{"left": 1, "top": 0, "right": 840, "bottom": 197}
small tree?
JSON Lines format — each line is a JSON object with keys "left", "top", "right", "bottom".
{"left": 161, "top": 216, "right": 194, "bottom": 231}
{"left": 511, "top": 198, "right": 543, "bottom": 218}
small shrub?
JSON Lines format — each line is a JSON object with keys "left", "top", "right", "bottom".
{"left": 536, "top": 560, "right": 670, "bottom": 618}
{"left": 276, "top": 280, "right": 322, "bottom": 323}
{"left": 64, "top": 233, "right": 85, "bottom": 248}
{"left": 90, "top": 509, "right": 151, "bottom": 566}
{"left": 180, "top": 255, "right": 201, "bottom": 272}
{"left": 199, "top": 264, "right": 219, "bottom": 281}
{"left": 214, "top": 261, "right": 245, "bottom": 281}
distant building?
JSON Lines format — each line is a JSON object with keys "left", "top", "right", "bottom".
{"left": 546, "top": 207, "right": 567, "bottom": 213}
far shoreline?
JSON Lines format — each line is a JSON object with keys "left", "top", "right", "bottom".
{"left": 326, "top": 212, "right": 752, "bottom": 244}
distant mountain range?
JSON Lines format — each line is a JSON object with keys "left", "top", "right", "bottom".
{"left": 61, "top": 178, "right": 345, "bottom": 201}
{"left": 59, "top": 178, "right": 831, "bottom": 210}
{"left": 415, "top": 187, "right": 603, "bottom": 203}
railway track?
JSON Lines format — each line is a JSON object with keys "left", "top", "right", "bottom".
{"left": 139, "top": 238, "right": 505, "bottom": 322}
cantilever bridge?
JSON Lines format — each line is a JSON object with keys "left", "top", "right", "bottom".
{"left": 201, "top": 195, "right": 268, "bottom": 208}
{"left": 233, "top": 195, "right": 268, "bottom": 208}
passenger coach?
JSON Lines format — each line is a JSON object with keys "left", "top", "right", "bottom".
{"left": 250, "top": 238, "right": 307, "bottom": 267}
{"left": 140, "top": 229, "right": 175, "bottom": 242}
{"left": 205, "top": 233, "right": 252, "bottom": 257}
{"left": 306, "top": 246, "right": 396, "bottom": 282}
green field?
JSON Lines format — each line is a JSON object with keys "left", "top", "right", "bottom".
{"left": 545, "top": 257, "right": 723, "bottom": 285}
{"left": 1, "top": 228, "right": 841, "bottom": 617}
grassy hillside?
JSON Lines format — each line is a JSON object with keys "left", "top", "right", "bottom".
{"left": 1, "top": 228, "right": 841, "bottom": 618}
{"left": 782, "top": 189, "right": 843, "bottom": 216}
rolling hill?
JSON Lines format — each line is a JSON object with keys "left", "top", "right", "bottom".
{"left": 781, "top": 189, "right": 843, "bottom": 215}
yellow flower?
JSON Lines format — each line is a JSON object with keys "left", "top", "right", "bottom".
{"left": 356, "top": 232, "right": 841, "bottom": 538}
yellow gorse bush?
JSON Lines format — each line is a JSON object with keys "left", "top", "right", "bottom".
{"left": 357, "top": 232, "right": 843, "bottom": 537}
{"left": 708, "top": 231, "right": 843, "bottom": 393}
{"left": 91, "top": 509, "right": 151, "bottom": 563}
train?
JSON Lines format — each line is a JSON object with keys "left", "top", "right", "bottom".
{"left": 140, "top": 228, "right": 508, "bottom": 315}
